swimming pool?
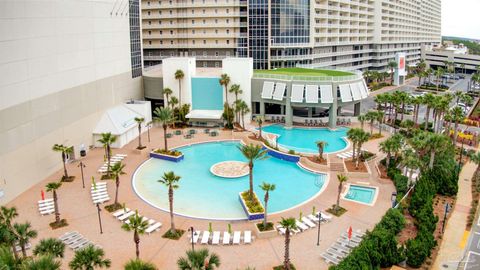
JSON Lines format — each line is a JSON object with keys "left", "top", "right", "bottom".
{"left": 133, "top": 141, "right": 326, "bottom": 220}
{"left": 261, "top": 125, "right": 348, "bottom": 154}
{"left": 343, "top": 185, "right": 377, "bottom": 205}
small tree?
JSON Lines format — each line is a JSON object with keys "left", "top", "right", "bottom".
{"left": 335, "top": 174, "right": 348, "bottom": 213}
{"left": 163, "top": 87, "right": 172, "bottom": 107}
{"left": 122, "top": 211, "right": 149, "bottom": 259}
{"left": 174, "top": 70, "right": 184, "bottom": 106}
{"left": 0, "top": 206, "right": 20, "bottom": 260}
{"left": 13, "top": 222, "right": 38, "bottom": 257}
{"left": 134, "top": 117, "right": 145, "bottom": 149}
{"left": 33, "top": 238, "right": 65, "bottom": 258}
{"left": 259, "top": 182, "right": 276, "bottom": 229}
{"left": 124, "top": 259, "right": 157, "bottom": 270}
{"left": 23, "top": 255, "right": 61, "bottom": 270}
{"left": 110, "top": 162, "right": 126, "bottom": 207}
{"left": 315, "top": 141, "right": 328, "bottom": 161}
{"left": 237, "top": 144, "right": 268, "bottom": 201}
{"left": 52, "top": 144, "right": 74, "bottom": 181}
{"left": 97, "top": 132, "right": 117, "bottom": 176}
{"left": 238, "top": 100, "right": 250, "bottom": 130}
{"left": 46, "top": 182, "right": 64, "bottom": 226}
{"left": 278, "top": 217, "right": 297, "bottom": 270}
{"left": 388, "top": 61, "right": 398, "bottom": 84}
{"left": 69, "top": 244, "right": 111, "bottom": 270}
{"left": 177, "top": 248, "right": 220, "bottom": 270}
{"left": 229, "top": 84, "right": 243, "bottom": 121}
{"left": 153, "top": 107, "right": 175, "bottom": 152}
{"left": 256, "top": 117, "right": 264, "bottom": 139}
{"left": 219, "top": 73, "right": 231, "bottom": 105}
{"left": 158, "top": 171, "right": 181, "bottom": 234}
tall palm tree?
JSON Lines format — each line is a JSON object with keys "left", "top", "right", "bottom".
{"left": 376, "top": 111, "right": 385, "bottom": 136}
{"left": 388, "top": 61, "right": 398, "bottom": 84}
{"left": 423, "top": 93, "right": 435, "bottom": 131}
{"left": 13, "top": 222, "right": 37, "bottom": 257}
{"left": 357, "top": 114, "right": 366, "bottom": 131}
{"left": 219, "top": 73, "right": 231, "bottom": 105}
{"left": 69, "top": 244, "right": 111, "bottom": 270}
{"left": 354, "top": 130, "right": 369, "bottom": 169}
{"left": 396, "top": 91, "right": 409, "bottom": 122}
{"left": 33, "top": 238, "right": 65, "bottom": 258}
{"left": 335, "top": 174, "right": 348, "bottom": 212}
{"left": 124, "top": 259, "right": 157, "bottom": 270}
{"left": 411, "top": 96, "right": 423, "bottom": 126}
{"left": 46, "top": 182, "right": 63, "bottom": 225}
{"left": 153, "top": 107, "right": 175, "bottom": 151}
{"left": 0, "top": 206, "right": 20, "bottom": 260}
{"left": 52, "top": 144, "right": 73, "bottom": 181}
{"left": 238, "top": 100, "right": 250, "bottom": 129}
{"left": 158, "top": 171, "right": 181, "bottom": 234}
{"left": 122, "top": 211, "right": 149, "bottom": 259}
{"left": 435, "top": 67, "right": 445, "bottom": 91}
{"left": 237, "top": 144, "right": 268, "bottom": 200}
{"left": 163, "top": 87, "right": 172, "bottom": 107}
{"left": 315, "top": 141, "right": 328, "bottom": 161}
{"left": 229, "top": 84, "right": 243, "bottom": 121}
{"left": 401, "top": 149, "right": 421, "bottom": 184}
{"left": 97, "top": 132, "right": 117, "bottom": 175}
{"left": 110, "top": 162, "right": 126, "bottom": 206}
{"left": 174, "top": 70, "right": 184, "bottom": 106}
{"left": 134, "top": 117, "right": 145, "bottom": 149}
{"left": 23, "top": 255, "right": 61, "bottom": 270}
{"left": 169, "top": 96, "right": 179, "bottom": 109}
{"left": 363, "top": 70, "right": 371, "bottom": 84}
{"left": 177, "top": 248, "right": 220, "bottom": 270}
{"left": 450, "top": 106, "right": 465, "bottom": 143}
{"left": 278, "top": 217, "right": 297, "bottom": 270}
{"left": 347, "top": 128, "right": 361, "bottom": 161}
{"left": 256, "top": 117, "right": 264, "bottom": 139}
{"left": 259, "top": 182, "right": 276, "bottom": 228}
{"left": 380, "top": 139, "right": 394, "bottom": 168}
{"left": 365, "top": 111, "right": 378, "bottom": 135}
{"left": 427, "top": 133, "right": 449, "bottom": 169}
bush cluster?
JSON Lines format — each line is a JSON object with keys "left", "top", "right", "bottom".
{"left": 240, "top": 191, "right": 264, "bottom": 213}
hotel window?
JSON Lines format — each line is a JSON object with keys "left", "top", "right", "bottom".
{"left": 192, "top": 40, "right": 195, "bottom": 44}
{"left": 203, "top": 51, "right": 207, "bottom": 56}
{"left": 226, "top": 9, "right": 229, "bottom": 13}
{"left": 215, "top": 40, "right": 218, "bottom": 44}
{"left": 215, "top": 19, "right": 218, "bottom": 23}
{"left": 170, "top": 30, "right": 173, "bottom": 34}
{"left": 192, "top": 30, "right": 195, "bottom": 34}
{"left": 203, "top": 62, "right": 207, "bottom": 67}
{"left": 147, "top": 1, "right": 150, "bottom": 5}
{"left": 148, "top": 21, "right": 151, "bottom": 25}
{"left": 192, "top": 20, "right": 195, "bottom": 24}
{"left": 149, "top": 41, "right": 152, "bottom": 45}
{"left": 159, "top": 21, "right": 161, "bottom": 24}
{"left": 171, "top": 52, "right": 174, "bottom": 56}
{"left": 215, "top": 62, "right": 219, "bottom": 67}
{"left": 192, "top": 10, "right": 194, "bottom": 14}
{"left": 160, "top": 52, "right": 163, "bottom": 56}
{"left": 169, "top": 10, "right": 172, "bottom": 14}
{"left": 148, "top": 11, "right": 150, "bottom": 15}
{"left": 171, "top": 41, "right": 173, "bottom": 44}
{"left": 160, "top": 30, "right": 162, "bottom": 34}
{"left": 192, "top": 51, "right": 196, "bottom": 56}
{"left": 203, "top": 40, "right": 206, "bottom": 44}
{"left": 148, "top": 31, "right": 151, "bottom": 35}
{"left": 129, "top": 0, "right": 142, "bottom": 78}
{"left": 226, "top": 29, "right": 229, "bottom": 34}
{"left": 203, "top": 19, "right": 205, "bottom": 24}
{"left": 160, "top": 40, "right": 163, "bottom": 44}
{"left": 170, "top": 20, "right": 172, "bottom": 24}
{"left": 215, "top": 29, "right": 218, "bottom": 34}
{"left": 215, "top": 51, "right": 219, "bottom": 56}
{"left": 169, "top": 0, "right": 172, "bottom": 4}
{"left": 226, "top": 19, "right": 229, "bottom": 23}
{"left": 203, "top": 9, "right": 205, "bottom": 14}
{"left": 227, "top": 40, "right": 230, "bottom": 44}
{"left": 215, "top": 9, "right": 217, "bottom": 13}
{"left": 159, "top": 11, "right": 161, "bottom": 14}
{"left": 226, "top": 51, "right": 230, "bottom": 56}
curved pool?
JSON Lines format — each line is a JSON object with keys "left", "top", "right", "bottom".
{"left": 261, "top": 125, "right": 349, "bottom": 154}
{"left": 133, "top": 141, "right": 326, "bottom": 220}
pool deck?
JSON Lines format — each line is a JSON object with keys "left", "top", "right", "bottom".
{"left": 6, "top": 123, "right": 394, "bottom": 269}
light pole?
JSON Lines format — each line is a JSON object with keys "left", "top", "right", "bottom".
{"left": 188, "top": 226, "right": 195, "bottom": 251}
{"left": 391, "top": 192, "right": 397, "bottom": 208}
{"left": 96, "top": 203, "right": 103, "bottom": 234}
{"left": 78, "top": 161, "right": 86, "bottom": 189}
{"left": 147, "top": 121, "right": 152, "bottom": 143}
{"left": 442, "top": 203, "right": 450, "bottom": 233}
{"left": 316, "top": 212, "right": 322, "bottom": 246}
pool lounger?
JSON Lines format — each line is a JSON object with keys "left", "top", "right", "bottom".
{"left": 295, "top": 220, "right": 309, "bottom": 231}
{"left": 93, "top": 197, "right": 110, "bottom": 204}
{"left": 59, "top": 231, "right": 79, "bottom": 241}
{"left": 321, "top": 252, "right": 340, "bottom": 265}
{"left": 91, "top": 185, "right": 107, "bottom": 191}
{"left": 115, "top": 154, "right": 127, "bottom": 157}
{"left": 70, "top": 238, "right": 89, "bottom": 250}
{"left": 244, "top": 231, "right": 252, "bottom": 244}
{"left": 307, "top": 214, "right": 320, "bottom": 223}
{"left": 112, "top": 208, "right": 130, "bottom": 218}
{"left": 40, "top": 208, "right": 55, "bottom": 215}
{"left": 318, "top": 212, "right": 333, "bottom": 222}
{"left": 118, "top": 211, "right": 135, "bottom": 221}
{"left": 92, "top": 194, "right": 110, "bottom": 203}
{"left": 327, "top": 248, "right": 346, "bottom": 259}
{"left": 191, "top": 231, "right": 201, "bottom": 244}
{"left": 222, "top": 232, "right": 231, "bottom": 245}
{"left": 211, "top": 231, "right": 221, "bottom": 245}
{"left": 341, "top": 232, "right": 363, "bottom": 243}
{"left": 73, "top": 240, "right": 91, "bottom": 251}
{"left": 38, "top": 198, "right": 54, "bottom": 204}
{"left": 39, "top": 204, "right": 54, "bottom": 212}
{"left": 276, "top": 225, "right": 286, "bottom": 235}
{"left": 232, "top": 231, "right": 241, "bottom": 244}
{"left": 146, "top": 222, "right": 162, "bottom": 234}
{"left": 91, "top": 190, "right": 108, "bottom": 197}
{"left": 337, "top": 238, "right": 359, "bottom": 248}
{"left": 201, "top": 231, "right": 210, "bottom": 244}
{"left": 91, "top": 182, "right": 107, "bottom": 187}
{"left": 332, "top": 242, "right": 351, "bottom": 254}
{"left": 301, "top": 216, "right": 316, "bottom": 228}
{"left": 64, "top": 234, "right": 84, "bottom": 245}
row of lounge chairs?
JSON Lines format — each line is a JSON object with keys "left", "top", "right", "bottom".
{"left": 337, "top": 118, "right": 352, "bottom": 126}
{"left": 59, "top": 231, "right": 96, "bottom": 251}
{"left": 304, "top": 119, "right": 328, "bottom": 127}
{"left": 321, "top": 230, "right": 366, "bottom": 265}
{"left": 277, "top": 212, "right": 332, "bottom": 235}
{"left": 38, "top": 198, "right": 54, "bottom": 215}
{"left": 270, "top": 116, "right": 286, "bottom": 123}
{"left": 336, "top": 151, "right": 353, "bottom": 159}
{"left": 98, "top": 154, "right": 127, "bottom": 173}
{"left": 91, "top": 182, "right": 110, "bottom": 204}
{"left": 190, "top": 230, "right": 253, "bottom": 245}
{"left": 112, "top": 208, "right": 162, "bottom": 234}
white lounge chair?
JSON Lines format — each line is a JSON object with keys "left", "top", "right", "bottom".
{"left": 276, "top": 225, "right": 286, "bottom": 235}
{"left": 211, "top": 231, "right": 220, "bottom": 245}
{"left": 38, "top": 200, "right": 54, "bottom": 206}
{"left": 112, "top": 208, "right": 130, "bottom": 218}
{"left": 232, "top": 231, "right": 241, "bottom": 244}
{"left": 73, "top": 240, "right": 91, "bottom": 251}
{"left": 337, "top": 238, "right": 359, "bottom": 248}
{"left": 295, "top": 220, "right": 309, "bottom": 231}
{"left": 201, "top": 231, "right": 210, "bottom": 244}
{"left": 332, "top": 242, "right": 351, "bottom": 254}
{"left": 93, "top": 197, "right": 110, "bottom": 204}
{"left": 38, "top": 204, "right": 54, "bottom": 211}
{"left": 244, "top": 231, "right": 252, "bottom": 244}
{"left": 92, "top": 194, "right": 109, "bottom": 202}
{"left": 91, "top": 185, "right": 107, "bottom": 191}
{"left": 59, "top": 231, "right": 79, "bottom": 241}
{"left": 40, "top": 208, "right": 55, "bottom": 215}
{"left": 146, "top": 222, "right": 162, "bottom": 234}
{"left": 38, "top": 198, "right": 53, "bottom": 204}
{"left": 116, "top": 154, "right": 128, "bottom": 157}
{"left": 319, "top": 212, "right": 333, "bottom": 222}
{"left": 222, "top": 232, "right": 231, "bottom": 245}
{"left": 91, "top": 182, "right": 107, "bottom": 186}
{"left": 301, "top": 217, "right": 316, "bottom": 228}
{"left": 70, "top": 238, "right": 89, "bottom": 250}
{"left": 91, "top": 191, "right": 108, "bottom": 197}
{"left": 321, "top": 252, "right": 340, "bottom": 265}
{"left": 191, "top": 231, "right": 201, "bottom": 244}
{"left": 118, "top": 211, "right": 135, "bottom": 221}
{"left": 341, "top": 233, "right": 362, "bottom": 243}
{"left": 64, "top": 234, "right": 83, "bottom": 245}
{"left": 327, "top": 248, "right": 346, "bottom": 259}
{"left": 307, "top": 214, "right": 320, "bottom": 223}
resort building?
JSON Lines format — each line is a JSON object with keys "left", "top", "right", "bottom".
{"left": 141, "top": 0, "right": 442, "bottom": 71}
{"left": 422, "top": 44, "right": 480, "bottom": 73}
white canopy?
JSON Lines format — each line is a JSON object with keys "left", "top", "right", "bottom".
{"left": 261, "top": 81, "right": 275, "bottom": 99}
{"left": 305, "top": 85, "right": 319, "bottom": 103}
{"left": 272, "top": 82, "right": 286, "bottom": 101}
{"left": 290, "top": 84, "right": 304, "bottom": 103}
{"left": 186, "top": 110, "right": 223, "bottom": 120}
{"left": 93, "top": 105, "right": 142, "bottom": 135}
{"left": 319, "top": 85, "right": 333, "bottom": 104}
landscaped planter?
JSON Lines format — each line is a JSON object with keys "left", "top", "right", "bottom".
{"left": 261, "top": 144, "right": 300, "bottom": 163}
{"left": 150, "top": 151, "right": 184, "bottom": 162}
{"left": 238, "top": 192, "right": 265, "bottom": 221}
{"left": 254, "top": 224, "right": 277, "bottom": 239}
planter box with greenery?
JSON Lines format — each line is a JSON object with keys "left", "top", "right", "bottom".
{"left": 150, "top": 149, "right": 184, "bottom": 162}
{"left": 254, "top": 222, "right": 276, "bottom": 238}
{"left": 239, "top": 191, "right": 265, "bottom": 221}
{"left": 261, "top": 144, "right": 300, "bottom": 163}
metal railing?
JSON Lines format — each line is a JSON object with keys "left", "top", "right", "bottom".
{"left": 252, "top": 72, "right": 361, "bottom": 82}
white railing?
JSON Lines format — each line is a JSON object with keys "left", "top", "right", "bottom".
{"left": 252, "top": 72, "right": 361, "bottom": 82}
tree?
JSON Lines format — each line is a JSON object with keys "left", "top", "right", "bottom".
{"left": 69, "top": 245, "right": 111, "bottom": 270}
{"left": 13, "top": 222, "right": 37, "bottom": 257}
{"left": 259, "top": 182, "right": 276, "bottom": 228}
{"left": 158, "top": 171, "right": 181, "bottom": 234}
{"left": 163, "top": 88, "right": 172, "bottom": 107}
{"left": 110, "top": 162, "right": 126, "bottom": 206}
{"left": 388, "top": 61, "right": 398, "bottom": 84}
{"left": 423, "top": 93, "right": 435, "bottom": 131}
{"left": 434, "top": 67, "right": 445, "bottom": 92}
{"left": 0, "top": 244, "right": 18, "bottom": 268}
{"left": 46, "top": 182, "right": 63, "bottom": 225}
{"left": 124, "top": 259, "right": 157, "bottom": 270}
{"left": 52, "top": 144, "right": 73, "bottom": 181}
{"left": 97, "top": 133, "right": 117, "bottom": 175}
{"left": 169, "top": 96, "right": 179, "bottom": 109}
{"left": 222, "top": 102, "right": 234, "bottom": 129}
{"left": 256, "top": 117, "right": 264, "bottom": 139}
{"left": 376, "top": 111, "right": 385, "bottom": 136}
{"left": 365, "top": 111, "right": 378, "bottom": 135}
{"left": 237, "top": 100, "right": 250, "bottom": 129}
{"left": 335, "top": 174, "right": 348, "bottom": 212}
{"left": 174, "top": 70, "right": 184, "bottom": 106}
{"left": 23, "top": 255, "right": 61, "bottom": 270}
{"left": 278, "top": 217, "right": 297, "bottom": 270}
{"left": 134, "top": 117, "right": 145, "bottom": 149}
{"left": 426, "top": 133, "right": 450, "bottom": 169}
{"left": 229, "top": 84, "right": 243, "bottom": 121}
{"left": 153, "top": 107, "right": 175, "bottom": 151}
{"left": 122, "top": 211, "right": 149, "bottom": 259}
{"left": 0, "top": 206, "right": 20, "bottom": 260}
{"left": 237, "top": 144, "right": 268, "bottom": 201}
{"left": 347, "top": 128, "right": 361, "bottom": 161}
{"left": 33, "top": 238, "right": 65, "bottom": 258}
{"left": 380, "top": 139, "right": 395, "bottom": 168}
{"left": 354, "top": 129, "right": 370, "bottom": 169}
{"left": 315, "top": 141, "right": 328, "bottom": 161}
{"left": 450, "top": 106, "right": 465, "bottom": 142}
{"left": 400, "top": 149, "right": 421, "bottom": 185}
{"left": 219, "top": 73, "right": 231, "bottom": 105}
{"left": 177, "top": 248, "right": 220, "bottom": 270}
{"left": 411, "top": 96, "right": 423, "bottom": 126}
{"left": 357, "top": 114, "right": 366, "bottom": 131}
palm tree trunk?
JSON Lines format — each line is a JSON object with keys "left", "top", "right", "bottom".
{"left": 351, "top": 142, "right": 357, "bottom": 161}
{"left": 11, "top": 244, "right": 19, "bottom": 260}
{"left": 453, "top": 122, "right": 459, "bottom": 143}
{"left": 179, "top": 81, "right": 182, "bottom": 107}
{"left": 163, "top": 125, "right": 168, "bottom": 151}
{"left": 138, "top": 125, "right": 142, "bottom": 148}
{"left": 424, "top": 107, "right": 430, "bottom": 131}
{"left": 386, "top": 153, "right": 391, "bottom": 168}
{"left": 263, "top": 197, "right": 268, "bottom": 227}
{"left": 259, "top": 124, "right": 262, "bottom": 139}
{"left": 225, "top": 86, "right": 229, "bottom": 105}
{"left": 401, "top": 103, "right": 405, "bottom": 122}
{"left": 106, "top": 144, "right": 111, "bottom": 175}
{"left": 336, "top": 183, "right": 342, "bottom": 211}
{"left": 249, "top": 163, "right": 254, "bottom": 200}
{"left": 241, "top": 113, "right": 245, "bottom": 130}
{"left": 355, "top": 145, "right": 360, "bottom": 169}
{"left": 114, "top": 177, "right": 119, "bottom": 205}
{"left": 53, "top": 191, "right": 60, "bottom": 223}
{"left": 62, "top": 152, "right": 68, "bottom": 179}
{"left": 21, "top": 244, "right": 26, "bottom": 257}
{"left": 169, "top": 187, "right": 175, "bottom": 233}
{"left": 134, "top": 231, "right": 140, "bottom": 259}
{"left": 284, "top": 232, "right": 291, "bottom": 270}
{"left": 429, "top": 151, "right": 435, "bottom": 169}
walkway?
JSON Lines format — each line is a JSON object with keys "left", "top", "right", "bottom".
{"left": 432, "top": 161, "right": 476, "bottom": 269}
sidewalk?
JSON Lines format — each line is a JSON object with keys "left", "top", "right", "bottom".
{"left": 432, "top": 161, "right": 476, "bottom": 269}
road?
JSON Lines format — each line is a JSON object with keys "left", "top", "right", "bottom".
{"left": 462, "top": 212, "right": 480, "bottom": 270}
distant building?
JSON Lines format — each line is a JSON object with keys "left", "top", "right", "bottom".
{"left": 422, "top": 44, "right": 480, "bottom": 73}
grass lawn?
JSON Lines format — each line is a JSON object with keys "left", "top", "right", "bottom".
{"left": 254, "top": 67, "right": 353, "bottom": 77}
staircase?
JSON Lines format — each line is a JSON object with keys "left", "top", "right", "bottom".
{"left": 329, "top": 162, "right": 345, "bottom": 172}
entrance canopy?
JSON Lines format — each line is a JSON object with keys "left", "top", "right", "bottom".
{"left": 186, "top": 110, "right": 223, "bottom": 120}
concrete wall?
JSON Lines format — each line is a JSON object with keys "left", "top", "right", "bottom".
{"left": 222, "top": 58, "right": 253, "bottom": 121}
{"left": 0, "top": 0, "right": 143, "bottom": 203}
{"left": 162, "top": 57, "right": 196, "bottom": 106}
{"left": 144, "top": 76, "right": 164, "bottom": 100}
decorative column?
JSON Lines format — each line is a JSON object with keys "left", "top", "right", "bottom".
{"left": 285, "top": 82, "right": 293, "bottom": 127}
{"left": 354, "top": 102, "right": 361, "bottom": 116}
{"left": 308, "top": 107, "right": 313, "bottom": 118}
{"left": 329, "top": 84, "right": 338, "bottom": 129}
{"left": 260, "top": 100, "right": 265, "bottom": 117}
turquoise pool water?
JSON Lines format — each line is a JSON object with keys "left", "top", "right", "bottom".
{"left": 133, "top": 141, "right": 325, "bottom": 220}
{"left": 261, "top": 125, "right": 348, "bottom": 153}
{"left": 344, "top": 185, "right": 376, "bottom": 204}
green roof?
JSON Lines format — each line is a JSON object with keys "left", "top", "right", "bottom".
{"left": 254, "top": 68, "right": 353, "bottom": 77}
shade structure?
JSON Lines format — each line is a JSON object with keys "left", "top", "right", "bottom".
{"left": 290, "top": 84, "right": 304, "bottom": 103}
{"left": 305, "top": 85, "right": 319, "bottom": 103}
{"left": 261, "top": 81, "right": 275, "bottom": 99}
{"left": 319, "top": 85, "right": 333, "bottom": 104}
{"left": 185, "top": 110, "right": 223, "bottom": 120}
{"left": 339, "top": 84, "right": 353, "bottom": 102}
{"left": 272, "top": 82, "right": 286, "bottom": 101}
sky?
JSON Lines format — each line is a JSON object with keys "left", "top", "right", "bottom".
{"left": 442, "top": 0, "right": 480, "bottom": 40}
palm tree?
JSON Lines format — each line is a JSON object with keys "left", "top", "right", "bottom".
{"left": 460, "top": 63, "right": 466, "bottom": 74}
{"left": 376, "top": 111, "right": 385, "bottom": 136}
{"left": 256, "top": 117, "right": 264, "bottom": 139}
{"left": 229, "top": 84, "right": 243, "bottom": 121}
{"left": 174, "top": 70, "right": 184, "bottom": 106}
{"left": 238, "top": 100, "right": 250, "bottom": 129}
{"left": 411, "top": 96, "right": 423, "bottom": 126}
{"left": 401, "top": 149, "right": 421, "bottom": 185}
{"left": 423, "top": 93, "right": 435, "bottom": 131}
{"left": 237, "top": 144, "right": 268, "bottom": 200}
{"left": 315, "top": 141, "right": 328, "bottom": 161}
{"left": 33, "top": 238, "right": 65, "bottom": 258}
{"left": 110, "top": 162, "right": 126, "bottom": 206}
{"left": 335, "top": 174, "right": 348, "bottom": 212}
{"left": 365, "top": 111, "right": 378, "bottom": 135}
{"left": 169, "top": 96, "right": 179, "bottom": 109}
{"left": 153, "top": 107, "right": 175, "bottom": 151}
{"left": 124, "top": 259, "right": 157, "bottom": 270}
{"left": 363, "top": 70, "right": 371, "bottom": 84}
{"left": 97, "top": 132, "right": 117, "bottom": 175}
{"left": 219, "top": 73, "right": 231, "bottom": 105}
{"left": 158, "top": 171, "right": 181, "bottom": 234}
{"left": 357, "top": 114, "right": 366, "bottom": 131}
{"left": 347, "top": 128, "right": 361, "bottom": 161}
{"left": 259, "top": 182, "right": 276, "bottom": 228}
{"left": 13, "top": 222, "right": 37, "bottom": 257}
{"left": 278, "top": 217, "right": 297, "bottom": 270}
{"left": 122, "top": 211, "right": 149, "bottom": 259}
{"left": 23, "top": 255, "right": 61, "bottom": 270}
{"left": 435, "top": 67, "right": 445, "bottom": 91}
{"left": 450, "top": 106, "right": 465, "bottom": 143}
{"left": 0, "top": 245, "right": 18, "bottom": 269}
{"left": 52, "top": 144, "right": 73, "bottom": 181}
{"left": 0, "top": 206, "right": 20, "bottom": 260}
{"left": 427, "top": 133, "right": 449, "bottom": 169}
{"left": 177, "top": 248, "right": 220, "bottom": 270}
{"left": 355, "top": 130, "right": 369, "bottom": 169}
{"left": 396, "top": 91, "right": 410, "bottom": 122}
{"left": 163, "top": 87, "right": 172, "bottom": 107}
{"left": 134, "top": 117, "right": 145, "bottom": 149}
{"left": 46, "top": 182, "right": 63, "bottom": 225}
{"left": 380, "top": 139, "right": 394, "bottom": 168}
{"left": 69, "top": 244, "right": 111, "bottom": 270}
{"left": 388, "top": 61, "right": 398, "bottom": 84}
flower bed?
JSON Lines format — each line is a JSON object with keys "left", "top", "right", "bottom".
{"left": 150, "top": 149, "right": 184, "bottom": 162}
{"left": 239, "top": 191, "right": 265, "bottom": 221}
